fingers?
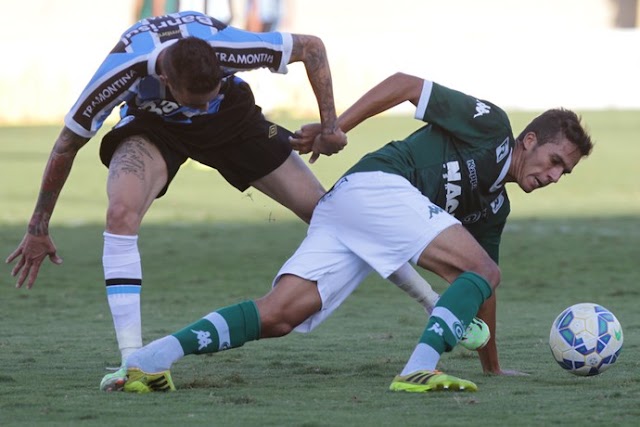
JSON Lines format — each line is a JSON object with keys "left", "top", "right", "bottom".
{"left": 14, "top": 259, "right": 28, "bottom": 288}
{"left": 49, "top": 253, "right": 63, "bottom": 265}
{"left": 309, "top": 151, "right": 320, "bottom": 164}
{"left": 26, "top": 263, "right": 42, "bottom": 290}
{"left": 9, "top": 250, "right": 62, "bottom": 289}
{"left": 5, "top": 247, "right": 21, "bottom": 264}
{"left": 289, "top": 135, "right": 312, "bottom": 155}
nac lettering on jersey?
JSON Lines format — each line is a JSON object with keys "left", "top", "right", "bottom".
{"left": 443, "top": 161, "right": 462, "bottom": 214}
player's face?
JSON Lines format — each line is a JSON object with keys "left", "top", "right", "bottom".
{"left": 518, "top": 133, "right": 582, "bottom": 193}
{"left": 168, "top": 81, "right": 221, "bottom": 112}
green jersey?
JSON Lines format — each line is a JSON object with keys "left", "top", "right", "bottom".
{"left": 344, "top": 81, "right": 514, "bottom": 263}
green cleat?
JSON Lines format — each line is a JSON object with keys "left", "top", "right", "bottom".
{"left": 389, "top": 370, "right": 477, "bottom": 392}
{"left": 123, "top": 368, "right": 176, "bottom": 393}
{"left": 459, "top": 317, "right": 491, "bottom": 351}
{"left": 100, "top": 366, "right": 127, "bottom": 392}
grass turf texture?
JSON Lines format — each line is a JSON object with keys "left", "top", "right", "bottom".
{"left": 0, "top": 112, "right": 639, "bottom": 426}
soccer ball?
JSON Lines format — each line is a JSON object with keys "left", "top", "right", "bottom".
{"left": 549, "top": 302, "right": 623, "bottom": 376}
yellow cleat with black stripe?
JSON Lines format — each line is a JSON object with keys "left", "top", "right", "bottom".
{"left": 389, "top": 370, "right": 477, "bottom": 392}
{"left": 123, "top": 368, "right": 176, "bottom": 393}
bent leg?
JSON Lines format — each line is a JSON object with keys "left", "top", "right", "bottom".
{"left": 256, "top": 274, "right": 323, "bottom": 337}
{"left": 106, "top": 136, "right": 169, "bottom": 234}
{"left": 250, "top": 151, "right": 325, "bottom": 224}
{"left": 126, "top": 274, "right": 322, "bottom": 374}
{"left": 400, "top": 224, "right": 499, "bottom": 376}
{"left": 103, "top": 136, "right": 169, "bottom": 363}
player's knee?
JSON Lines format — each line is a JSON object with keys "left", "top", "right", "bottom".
{"left": 258, "top": 310, "right": 296, "bottom": 338}
{"left": 106, "top": 202, "right": 142, "bottom": 234}
{"left": 474, "top": 259, "right": 501, "bottom": 290}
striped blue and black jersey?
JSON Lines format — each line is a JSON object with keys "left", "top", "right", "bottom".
{"left": 64, "top": 11, "right": 293, "bottom": 138}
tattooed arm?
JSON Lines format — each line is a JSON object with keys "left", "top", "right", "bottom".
{"left": 288, "top": 34, "right": 346, "bottom": 163}
{"left": 6, "top": 127, "right": 90, "bottom": 289}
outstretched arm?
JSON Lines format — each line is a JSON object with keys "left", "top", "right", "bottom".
{"left": 6, "top": 127, "right": 90, "bottom": 289}
{"left": 290, "top": 72, "right": 424, "bottom": 155}
{"left": 338, "top": 72, "right": 424, "bottom": 133}
{"left": 289, "top": 34, "right": 346, "bottom": 163}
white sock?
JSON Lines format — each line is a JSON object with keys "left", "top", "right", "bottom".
{"left": 127, "top": 336, "right": 185, "bottom": 373}
{"left": 388, "top": 263, "right": 440, "bottom": 313}
{"left": 400, "top": 343, "right": 440, "bottom": 375}
{"left": 109, "top": 296, "right": 142, "bottom": 364}
{"left": 103, "top": 232, "right": 143, "bottom": 365}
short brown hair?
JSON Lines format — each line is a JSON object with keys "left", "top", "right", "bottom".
{"left": 517, "top": 108, "right": 593, "bottom": 157}
{"left": 162, "top": 37, "right": 223, "bottom": 94}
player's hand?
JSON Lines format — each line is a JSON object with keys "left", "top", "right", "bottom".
{"left": 289, "top": 123, "right": 322, "bottom": 155}
{"left": 6, "top": 233, "right": 63, "bottom": 289}
{"left": 290, "top": 124, "right": 347, "bottom": 163}
{"left": 309, "top": 128, "right": 347, "bottom": 164}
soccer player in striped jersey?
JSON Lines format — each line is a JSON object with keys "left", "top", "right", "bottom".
{"left": 6, "top": 12, "right": 444, "bottom": 392}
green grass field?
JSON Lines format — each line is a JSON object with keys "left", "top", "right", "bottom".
{"left": 1, "top": 112, "right": 639, "bottom": 426}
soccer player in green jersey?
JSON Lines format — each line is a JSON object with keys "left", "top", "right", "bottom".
{"left": 117, "top": 72, "right": 593, "bottom": 393}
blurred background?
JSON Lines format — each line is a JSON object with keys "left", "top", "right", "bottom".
{"left": 1, "top": 0, "right": 639, "bottom": 126}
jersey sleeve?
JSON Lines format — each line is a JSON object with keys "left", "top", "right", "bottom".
{"left": 414, "top": 80, "right": 511, "bottom": 144}
{"left": 64, "top": 55, "right": 147, "bottom": 138}
{"left": 209, "top": 26, "right": 293, "bottom": 74}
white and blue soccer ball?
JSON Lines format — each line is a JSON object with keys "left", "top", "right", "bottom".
{"left": 549, "top": 302, "right": 623, "bottom": 376}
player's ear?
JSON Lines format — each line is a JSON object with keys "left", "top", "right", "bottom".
{"left": 522, "top": 132, "right": 537, "bottom": 151}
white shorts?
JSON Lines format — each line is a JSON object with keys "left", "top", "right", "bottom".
{"left": 273, "top": 171, "right": 460, "bottom": 333}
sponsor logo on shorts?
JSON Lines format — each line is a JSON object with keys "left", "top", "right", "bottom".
{"left": 268, "top": 124, "right": 278, "bottom": 138}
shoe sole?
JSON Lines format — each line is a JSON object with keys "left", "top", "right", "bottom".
{"left": 389, "top": 381, "right": 475, "bottom": 392}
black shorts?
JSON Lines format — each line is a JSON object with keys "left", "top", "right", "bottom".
{"left": 100, "top": 80, "right": 292, "bottom": 197}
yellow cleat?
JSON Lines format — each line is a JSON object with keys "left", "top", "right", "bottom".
{"left": 123, "top": 368, "right": 176, "bottom": 393}
{"left": 389, "top": 370, "right": 477, "bottom": 392}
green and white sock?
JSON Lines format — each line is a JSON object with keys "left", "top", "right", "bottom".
{"left": 173, "top": 300, "right": 261, "bottom": 355}
{"left": 127, "top": 301, "right": 261, "bottom": 373}
{"left": 400, "top": 272, "right": 492, "bottom": 375}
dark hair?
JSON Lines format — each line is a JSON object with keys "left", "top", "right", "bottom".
{"left": 516, "top": 108, "right": 593, "bottom": 157}
{"left": 162, "top": 37, "right": 223, "bottom": 94}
